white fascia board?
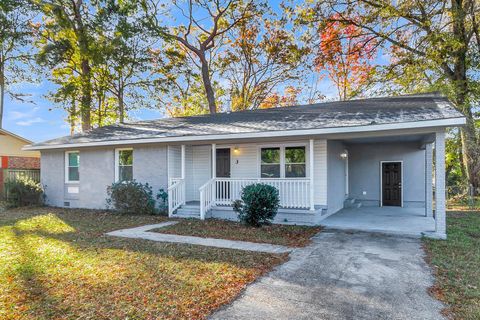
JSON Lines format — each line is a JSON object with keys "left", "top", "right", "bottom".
{"left": 23, "top": 117, "right": 466, "bottom": 151}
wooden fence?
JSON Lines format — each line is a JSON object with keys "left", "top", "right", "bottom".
{"left": 1, "top": 169, "right": 41, "bottom": 199}
{"left": 4, "top": 169, "right": 40, "bottom": 182}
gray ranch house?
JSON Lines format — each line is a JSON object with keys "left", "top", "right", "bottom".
{"left": 25, "top": 93, "right": 465, "bottom": 239}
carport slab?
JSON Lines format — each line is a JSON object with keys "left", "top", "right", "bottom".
{"left": 321, "top": 207, "right": 435, "bottom": 237}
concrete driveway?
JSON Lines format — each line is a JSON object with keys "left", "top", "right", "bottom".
{"left": 210, "top": 230, "right": 444, "bottom": 320}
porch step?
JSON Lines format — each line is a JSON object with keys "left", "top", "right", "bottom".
{"left": 344, "top": 198, "right": 362, "bottom": 209}
{"left": 174, "top": 205, "right": 201, "bottom": 218}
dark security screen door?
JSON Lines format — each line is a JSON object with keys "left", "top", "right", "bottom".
{"left": 216, "top": 148, "right": 231, "bottom": 178}
{"left": 216, "top": 149, "right": 231, "bottom": 200}
{"left": 382, "top": 162, "right": 402, "bottom": 206}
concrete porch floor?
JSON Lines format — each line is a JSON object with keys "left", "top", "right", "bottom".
{"left": 321, "top": 206, "right": 436, "bottom": 237}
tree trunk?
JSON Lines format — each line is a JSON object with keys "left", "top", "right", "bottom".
{"left": 0, "top": 59, "right": 4, "bottom": 129}
{"left": 460, "top": 118, "right": 480, "bottom": 193}
{"left": 454, "top": 86, "right": 480, "bottom": 195}
{"left": 451, "top": 0, "right": 480, "bottom": 194}
{"left": 199, "top": 56, "right": 217, "bottom": 114}
{"left": 457, "top": 133, "right": 466, "bottom": 179}
{"left": 80, "top": 58, "right": 92, "bottom": 131}
{"left": 69, "top": 99, "right": 76, "bottom": 135}
{"left": 97, "top": 93, "right": 102, "bottom": 126}
{"left": 451, "top": 70, "right": 479, "bottom": 194}
{"left": 118, "top": 78, "right": 125, "bottom": 123}
{"left": 73, "top": 0, "right": 92, "bottom": 132}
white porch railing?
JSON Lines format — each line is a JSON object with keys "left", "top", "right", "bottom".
{"left": 215, "top": 178, "right": 311, "bottom": 208}
{"left": 199, "top": 178, "right": 216, "bottom": 220}
{"left": 167, "top": 178, "right": 185, "bottom": 216}
{"left": 199, "top": 178, "right": 312, "bottom": 218}
{"left": 169, "top": 177, "right": 182, "bottom": 186}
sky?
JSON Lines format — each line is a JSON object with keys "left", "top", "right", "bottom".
{"left": 1, "top": 0, "right": 389, "bottom": 143}
{"left": 3, "top": 81, "right": 165, "bottom": 143}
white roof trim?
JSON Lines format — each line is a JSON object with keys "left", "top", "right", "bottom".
{"left": 23, "top": 117, "right": 466, "bottom": 151}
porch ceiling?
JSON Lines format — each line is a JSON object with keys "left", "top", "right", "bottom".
{"left": 341, "top": 133, "right": 435, "bottom": 145}
{"left": 166, "top": 130, "right": 437, "bottom": 147}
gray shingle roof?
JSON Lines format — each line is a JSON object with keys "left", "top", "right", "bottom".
{"left": 31, "top": 93, "right": 464, "bottom": 148}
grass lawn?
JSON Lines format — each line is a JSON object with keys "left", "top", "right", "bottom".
{"left": 152, "top": 218, "right": 322, "bottom": 247}
{"left": 423, "top": 210, "right": 480, "bottom": 320}
{"left": 447, "top": 197, "right": 480, "bottom": 211}
{"left": 0, "top": 207, "right": 287, "bottom": 319}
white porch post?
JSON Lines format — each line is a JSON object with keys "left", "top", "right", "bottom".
{"left": 167, "top": 145, "right": 172, "bottom": 217}
{"left": 167, "top": 145, "right": 170, "bottom": 184}
{"left": 181, "top": 144, "right": 186, "bottom": 205}
{"left": 211, "top": 143, "right": 216, "bottom": 178}
{"left": 425, "top": 143, "right": 433, "bottom": 217}
{"left": 181, "top": 145, "right": 186, "bottom": 179}
{"left": 309, "top": 139, "right": 315, "bottom": 211}
{"left": 435, "top": 131, "right": 447, "bottom": 238}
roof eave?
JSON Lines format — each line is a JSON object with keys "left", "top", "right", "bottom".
{"left": 23, "top": 117, "right": 467, "bottom": 151}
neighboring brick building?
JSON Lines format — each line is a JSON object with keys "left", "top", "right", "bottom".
{"left": 0, "top": 128, "right": 40, "bottom": 197}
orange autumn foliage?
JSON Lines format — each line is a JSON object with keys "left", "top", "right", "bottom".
{"left": 259, "top": 86, "right": 302, "bottom": 109}
{"left": 315, "top": 15, "right": 377, "bottom": 100}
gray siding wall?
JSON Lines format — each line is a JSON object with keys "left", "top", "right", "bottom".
{"left": 185, "top": 145, "right": 211, "bottom": 201}
{"left": 41, "top": 150, "right": 65, "bottom": 207}
{"left": 78, "top": 148, "right": 114, "bottom": 208}
{"left": 227, "top": 143, "right": 258, "bottom": 178}
{"left": 348, "top": 142, "right": 425, "bottom": 207}
{"left": 167, "top": 145, "right": 181, "bottom": 180}
{"left": 327, "top": 140, "right": 347, "bottom": 214}
{"left": 40, "top": 145, "right": 168, "bottom": 209}
{"left": 134, "top": 144, "right": 168, "bottom": 195}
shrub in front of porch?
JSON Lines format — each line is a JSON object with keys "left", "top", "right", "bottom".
{"left": 106, "top": 180, "right": 156, "bottom": 215}
{"left": 233, "top": 183, "right": 280, "bottom": 227}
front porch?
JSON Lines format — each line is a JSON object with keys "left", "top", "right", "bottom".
{"left": 167, "top": 140, "right": 320, "bottom": 220}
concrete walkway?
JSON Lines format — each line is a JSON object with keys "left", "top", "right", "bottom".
{"left": 210, "top": 230, "right": 444, "bottom": 320}
{"left": 106, "top": 221, "right": 293, "bottom": 254}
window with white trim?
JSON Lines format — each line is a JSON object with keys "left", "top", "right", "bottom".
{"left": 66, "top": 151, "right": 80, "bottom": 182}
{"left": 261, "top": 147, "right": 280, "bottom": 178}
{"left": 116, "top": 149, "right": 133, "bottom": 182}
{"left": 260, "top": 145, "right": 307, "bottom": 178}
{"left": 285, "top": 146, "right": 306, "bottom": 178}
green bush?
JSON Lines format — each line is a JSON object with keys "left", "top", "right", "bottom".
{"left": 156, "top": 188, "right": 169, "bottom": 216}
{"left": 233, "top": 183, "right": 280, "bottom": 227}
{"left": 5, "top": 178, "right": 44, "bottom": 207}
{"left": 106, "top": 180, "right": 156, "bottom": 215}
